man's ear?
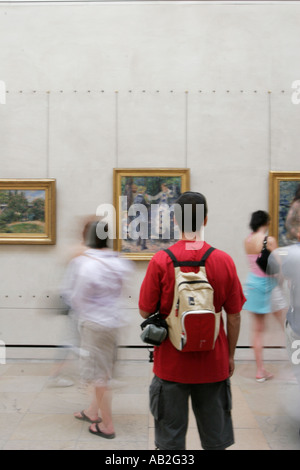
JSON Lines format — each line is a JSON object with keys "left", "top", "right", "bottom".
{"left": 204, "top": 216, "right": 208, "bottom": 227}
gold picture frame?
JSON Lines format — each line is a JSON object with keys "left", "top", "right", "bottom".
{"left": 269, "top": 171, "right": 300, "bottom": 247}
{"left": 0, "top": 179, "right": 56, "bottom": 245}
{"left": 113, "top": 168, "right": 190, "bottom": 260}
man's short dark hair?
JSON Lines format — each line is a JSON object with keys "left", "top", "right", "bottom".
{"left": 174, "top": 191, "right": 208, "bottom": 233}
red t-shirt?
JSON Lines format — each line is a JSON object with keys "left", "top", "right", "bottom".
{"left": 139, "top": 240, "right": 246, "bottom": 384}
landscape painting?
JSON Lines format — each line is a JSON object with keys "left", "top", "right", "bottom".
{"left": 0, "top": 179, "right": 56, "bottom": 244}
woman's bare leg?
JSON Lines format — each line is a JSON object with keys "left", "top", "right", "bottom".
{"left": 89, "top": 385, "right": 115, "bottom": 435}
{"left": 252, "top": 313, "right": 273, "bottom": 380}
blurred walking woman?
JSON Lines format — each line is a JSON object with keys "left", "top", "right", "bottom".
{"left": 63, "top": 221, "right": 132, "bottom": 439}
{"left": 244, "top": 211, "right": 282, "bottom": 382}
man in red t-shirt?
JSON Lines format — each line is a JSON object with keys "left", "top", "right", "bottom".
{"left": 139, "top": 191, "right": 246, "bottom": 450}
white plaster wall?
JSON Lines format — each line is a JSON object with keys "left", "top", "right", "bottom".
{"left": 0, "top": 1, "right": 300, "bottom": 355}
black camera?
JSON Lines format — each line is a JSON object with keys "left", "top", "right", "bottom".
{"left": 140, "top": 313, "right": 168, "bottom": 346}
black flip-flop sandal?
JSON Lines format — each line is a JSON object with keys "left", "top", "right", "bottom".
{"left": 75, "top": 410, "right": 102, "bottom": 424}
{"left": 89, "top": 423, "right": 116, "bottom": 439}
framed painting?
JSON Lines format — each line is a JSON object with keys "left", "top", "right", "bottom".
{"left": 0, "top": 179, "right": 56, "bottom": 245}
{"left": 113, "top": 168, "right": 190, "bottom": 260}
{"left": 269, "top": 171, "right": 300, "bottom": 247}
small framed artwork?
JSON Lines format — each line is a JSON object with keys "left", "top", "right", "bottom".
{"left": 0, "top": 179, "right": 56, "bottom": 245}
{"left": 269, "top": 171, "right": 300, "bottom": 247}
{"left": 113, "top": 168, "right": 190, "bottom": 260}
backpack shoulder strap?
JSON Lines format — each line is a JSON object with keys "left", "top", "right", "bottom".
{"left": 164, "top": 246, "right": 216, "bottom": 268}
{"left": 199, "top": 246, "right": 216, "bottom": 263}
{"left": 164, "top": 248, "right": 179, "bottom": 266}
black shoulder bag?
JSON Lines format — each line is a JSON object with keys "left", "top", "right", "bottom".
{"left": 256, "top": 236, "right": 279, "bottom": 274}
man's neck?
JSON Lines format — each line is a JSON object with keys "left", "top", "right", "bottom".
{"left": 180, "top": 234, "right": 205, "bottom": 250}
{"left": 181, "top": 230, "right": 203, "bottom": 241}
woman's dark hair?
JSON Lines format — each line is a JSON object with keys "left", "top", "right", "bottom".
{"left": 249, "top": 210, "right": 270, "bottom": 232}
{"left": 174, "top": 191, "right": 208, "bottom": 232}
{"left": 84, "top": 221, "right": 108, "bottom": 249}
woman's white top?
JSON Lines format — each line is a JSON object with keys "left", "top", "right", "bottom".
{"left": 62, "top": 249, "right": 133, "bottom": 328}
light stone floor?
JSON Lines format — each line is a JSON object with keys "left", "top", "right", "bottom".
{"left": 0, "top": 357, "right": 300, "bottom": 451}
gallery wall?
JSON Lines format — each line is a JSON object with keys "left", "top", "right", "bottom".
{"left": 1, "top": 1, "right": 300, "bottom": 358}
